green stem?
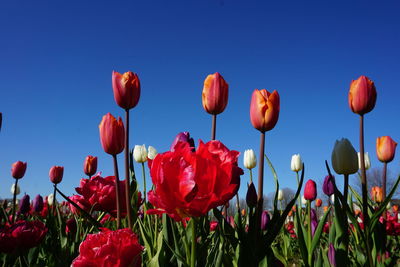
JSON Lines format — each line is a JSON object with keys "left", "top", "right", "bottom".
{"left": 12, "top": 179, "right": 19, "bottom": 224}
{"left": 343, "top": 174, "right": 349, "bottom": 206}
{"left": 249, "top": 169, "right": 253, "bottom": 184}
{"left": 211, "top": 114, "right": 216, "bottom": 140}
{"left": 141, "top": 162, "right": 147, "bottom": 204}
{"left": 112, "top": 154, "right": 121, "bottom": 229}
{"left": 53, "top": 184, "right": 57, "bottom": 215}
{"left": 307, "top": 200, "right": 312, "bottom": 265}
{"left": 296, "top": 171, "right": 301, "bottom": 210}
{"left": 124, "top": 109, "right": 133, "bottom": 229}
{"left": 191, "top": 218, "right": 197, "bottom": 267}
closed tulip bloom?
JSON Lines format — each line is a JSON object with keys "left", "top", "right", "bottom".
{"left": 133, "top": 145, "right": 148, "bottom": 163}
{"left": 49, "top": 166, "right": 64, "bottom": 184}
{"left": 18, "top": 195, "right": 31, "bottom": 214}
{"left": 323, "top": 206, "right": 329, "bottom": 213}
{"left": 112, "top": 71, "right": 141, "bottom": 110}
{"left": 47, "top": 194, "right": 54, "bottom": 206}
{"left": 331, "top": 138, "right": 358, "bottom": 175}
{"left": 322, "top": 174, "right": 335, "bottom": 196}
{"left": 348, "top": 75, "right": 377, "bottom": 115}
{"left": 250, "top": 89, "right": 280, "bottom": 132}
{"left": 357, "top": 152, "right": 371, "bottom": 170}
{"left": 147, "top": 146, "right": 158, "bottom": 160}
{"left": 301, "top": 195, "right": 307, "bottom": 205}
{"left": 246, "top": 182, "right": 258, "bottom": 208}
{"left": 11, "top": 161, "right": 27, "bottom": 179}
{"left": 277, "top": 189, "right": 284, "bottom": 201}
{"left": 392, "top": 205, "right": 398, "bottom": 213}
{"left": 33, "top": 195, "right": 44, "bottom": 213}
{"left": 304, "top": 179, "right": 317, "bottom": 201}
{"left": 261, "top": 211, "right": 270, "bottom": 231}
{"left": 99, "top": 113, "right": 125, "bottom": 155}
{"left": 315, "top": 198, "right": 322, "bottom": 207}
{"left": 11, "top": 184, "right": 20, "bottom": 195}
{"left": 66, "top": 218, "right": 77, "bottom": 236}
{"left": 243, "top": 149, "right": 257, "bottom": 170}
{"left": 291, "top": 154, "right": 302, "bottom": 172}
{"left": 376, "top": 136, "right": 397, "bottom": 163}
{"left": 202, "top": 72, "right": 229, "bottom": 115}
{"left": 371, "top": 186, "right": 383, "bottom": 203}
{"left": 83, "top": 156, "right": 97, "bottom": 177}
{"left": 330, "top": 194, "right": 335, "bottom": 204}
{"left": 328, "top": 243, "right": 336, "bottom": 267}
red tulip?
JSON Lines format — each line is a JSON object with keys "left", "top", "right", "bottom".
{"left": 376, "top": 136, "right": 397, "bottom": 163}
{"left": 72, "top": 228, "right": 143, "bottom": 267}
{"left": 250, "top": 89, "right": 280, "bottom": 132}
{"left": 11, "top": 161, "right": 27, "bottom": 179}
{"left": 202, "top": 72, "right": 229, "bottom": 115}
{"left": 68, "top": 195, "right": 91, "bottom": 215}
{"left": 112, "top": 71, "right": 141, "bottom": 110}
{"left": 304, "top": 179, "right": 317, "bottom": 201}
{"left": 83, "top": 155, "right": 97, "bottom": 176}
{"left": 210, "top": 221, "right": 218, "bottom": 232}
{"left": 348, "top": 75, "right": 377, "bottom": 115}
{"left": 99, "top": 113, "right": 125, "bottom": 155}
{"left": 315, "top": 198, "right": 322, "bottom": 207}
{"left": 147, "top": 139, "right": 243, "bottom": 221}
{"left": 65, "top": 218, "right": 77, "bottom": 236}
{"left": 49, "top": 166, "right": 64, "bottom": 184}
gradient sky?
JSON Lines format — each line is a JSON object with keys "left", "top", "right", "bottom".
{"left": 1, "top": 0, "right": 399, "bottom": 202}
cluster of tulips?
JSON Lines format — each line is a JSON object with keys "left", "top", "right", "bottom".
{"left": 0, "top": 72, "right": 399, "bottom": 267}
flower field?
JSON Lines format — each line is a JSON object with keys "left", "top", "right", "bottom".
{"left": 0, "top": 72, "right": 399, "bottom": 267}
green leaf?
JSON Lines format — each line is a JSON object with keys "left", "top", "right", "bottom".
{"left": 295, "top": 209, "right": 309, "bottom": 267}
{"left": 311, "top": 206, "right": 331, "bottom": 254}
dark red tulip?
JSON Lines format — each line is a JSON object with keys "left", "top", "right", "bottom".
{"left": 49, "top": 166, "right": 64, "bottom": 184}
{"left": 11, "top": 161, "right": 27, "bottom": 179}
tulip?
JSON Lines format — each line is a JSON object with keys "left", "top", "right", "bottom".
{"left": 99, "top": 113, "right": 125, "bottom": 155}
{"left": 323, "top": 206, "right": 329, "bottom": 213}
{"left": 261, "top": 210, "right": 270, "bottom": 231}
{"left": 147, "top": 146, "right": 158, "bottom": 160}
{"left": 201, "top": 72, "right": 229, "bottom": 115}
{"left": 371, "top": 186, "right": 383, "bottom": 203}
{"left": 301, "top": 195, "right": 307, "bottom": 206}
{"left": 170, "top": 132, "right": 195, "bottom": 152}
{"left": 322, "top": 174, "right": 335, "bottom": 196}
{"left": 328, "top": 243, "right": 336, "bottom": 266}
{"left": 83, "top": 156, "right": 97, "bottom": 177}
{"left": 47, "top": 194, "right": 54, "bottom": 206}
{"left": 49, "top": 166, "right": 64, "bottom": 184}
{"left": 66, "top": 218, "right": 77, "bottom": 236}
{"left": 18, "top": 195, "right": 30, "bottom": 214}
{"left": 357, "top": 152, "right": 371, "bottom": 170}
{"left": 315, "top": 198, "right": 322, "bottom": 207}
{"left": 112, "top": 71, "right": 141, "bottom": 110}
{"left": 133, "top": 145, "right": 147, "bottom": 163}
{"left": 291, "top": 154, "right": 303, "bottom": 172}
{"left": 277, "top": 189, "right": 284, "bottom": 201}
{"left": 11, "top": 161, "right": 27, "bottom": 179}
{"left": 246, "top": 182, "right": 258, "bottom": 208}
{"left": 376, "top": 136, "right": 397, "bottom": 163}
{"left": 250, "top": 89, "right": 280, "bottom": 132}
{"left": 304, "top": 179, "right": 317, "bottom": 201}
{"left": 331, "top": 138, "right": 358, "bottom": 175}
{"left": 243, "top": 149, "right": 257, "bottom": 170}
{"left": 33, "top": 195, "right": 44, "bottom": 213}
{"left": 11, "top": 184, "right": 20, "bottom": 195}
{"left": 330, "top": 194, "right": 335, "bottom": 204}
{"left": 348, "top": 75, "right": 377, "bottom": 115}
{"left": 393, "top": 205, "right": 398, "bottom": 213}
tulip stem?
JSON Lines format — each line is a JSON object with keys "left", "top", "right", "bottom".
{"left": 190, "top": 218, "right": 197, "bottom": 267}
{"left": 211, "top": 114, "right": 217, "bottom": 140}
{"left": 125, "top": 109, "right": 133, "bottom": 229}
{"left": 255, "top": 132, "right": 265, "bottom": 244}
{"left": 382, "top": 162, "right": 387, "bottom": 219}
{"left": 11, "top": 179, "right": 19, "bottom": 224}
{"left": 307, "top": 200, "right": 312, "bottom": 265}
{"left": 343, "top": 174, "right": 349, "bottom": 206}
{"left": 52, "top": 184, "right": 57, "bottom": 215}
{"left": 296, "top": 171, "right": 301, "bottom": 213}
{"left": 112, "top": 154, "right": 122, "bottom": 229}
{"left": 141, "top": 162, "right": 147, "bottom": 204}
{"left": 249, "top": 169, "right": 253, "bottom": 184}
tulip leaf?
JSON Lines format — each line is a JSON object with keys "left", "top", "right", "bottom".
{"left": 264, "top": 154, "right": 279, "bottom": 213}
{"left": 311, "top": 206, "right": 331, "bottom": 254}
{"left": 295, "top": 207, "right": 309, "bottom": 267}
{"left": 138, "top": 218, "right": 155, "bottom": 260}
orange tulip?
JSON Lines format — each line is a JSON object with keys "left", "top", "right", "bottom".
{"left": 99, "top": 113, "right": 125, "bottom": 155}
{"left": 371, "top": 186, "right": 383, "bottom": 203}
{"left": 315, "top": 198, "right": 322, "bottom": 207}
{"left": 348, "top": 75, "right": 377, "bottom": 115}
{"left": 112, "top": 71, "right": 141, "bottom": 110}
{"left": 241, "top": 209, "right": 246, "bottom": 217}
{"left": 83, "top": 156, "right": 98, "bottom": 177}
{"left": 376, "top": 136, "right": 397, "bottom": 163}
{"left": 323, "top": 206, "right": 329, "bottom": 213}
{"left": 393, "top": 205, "right": 398, "bottom": 213}
{"left": 202, "top": 72, "right": 229, "bottom": 115}
{"left": 250, "top": 89, "right": 280, "bottom": 132}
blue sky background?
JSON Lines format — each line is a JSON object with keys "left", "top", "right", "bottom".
{"left": 1, "top": 0, "right": 399, "bottom": 202}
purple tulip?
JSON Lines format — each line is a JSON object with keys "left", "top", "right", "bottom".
{"left": 328, "top": 243, "right": 336, "bottom": 266}
{"left": 170, "top": 132, "right": 195, "bottom": 152}
{"left": 246, "top": 182, "right": 257, "bottom": 208}
{"left": 18, "top": 194, "right": 31, "bottom": 214}
{"left": 311, "top": 208, "right": 318, "bottom": 237}
{"left": 33, "top": 194, "right": 44, "bottom": 213}
{"left": 323, "top": 175, "right": 335, "bottom": 196}
{"left": 261, "top": 210, "right": 270, "bottom": 230}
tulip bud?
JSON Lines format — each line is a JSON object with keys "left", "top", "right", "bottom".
{"left": 323, "top": 206, "right": 329, "bottom": 213}
{"left": 250, "top": 89, "right": 280, "bottom": 132}
{"left": 357, "top": 152, "right": 371, "bottom": 170}
{"left": 348, "top": 75, "right": 377, "bottom": 115}
{"left": 18, "top": 194, "right": 31, "bottom": 214}
{"left": 330, "top": 194, "right": 335, "bottom": 204}
{"left": 328, "top": 243, "right": 336, "bottom": 267}
{"left": 11, "top": 184, "right": 20, "bottom": 195}
{"left": 322, "top": 174, "right": 335, "bottom": 196}
{"left": 376, "top": 136, "right": 397, "bottom": 163}
{"left": 202, "top": 72, "right": 229, "bottom": 115}
{"left": 301, "top": 195, "right": 307, "bottom": 206}
{"left": 331, "top": 138, "right": 358, "bottom": 175}
{"left": 66, "top": 218, "right": 77, "bottom": 236}
{"left": 11, "top": 161, "right": 27, "bottom": 179}
{"left": 304, "top": 180, "right": 317, "bottom": 201}
{"left": 261, "top": 210, "right": 270, "bottom": 231}
{"left": 243, "top": 149, "right": 257, "bottom": 170}
{"left": 112, "top": 71, "right": 141, "bottom": 110}
{"left": 99, "top": 113, "right": 125, "bottom": 155}
{"left": 133, "top": 145, "right": 148, "bottom": 163}
{"left": 290, "top": 154, "right": 303, "bottom": 172}
{"left": 170, "top": 132, "right": 195, "bottom": 152}
{"left": 83, "top": 156, "right": 97, "bottom": 177}
{"left": 47, "top": 194, "right": 54, "bottom": 206}
{"left": 246, "top": 182, "right": 257, "bottom": 208}
{"left": 147, "top": 146, "right": 158, "bottom": 160}
{"left": 277, "top": 189, "right": 284, "bottom": 201}
{"left": 315, "top": 198, "right": 322, "bottom": 207}
{"left": 371, "top": 186, "right": 383, "bottom": 203}
{"left": 33, "top": 195, "right": 44, "bottom": 213}
{"left": 49, "top": 166, "right": 64, "bottom": 184}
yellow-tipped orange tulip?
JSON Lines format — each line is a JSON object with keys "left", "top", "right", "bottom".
{"left": 202, "top": 72, "right": 229, "bottom": 115}
{"left": 376, "top": 136, "right": 397, "bottom": 163}
{"left": 250, "top": 89, "right": 280, "bottom": 132}
{"left": 348, "top": 75, "right": 377, "bottom": 115}
{"left": 99, "top": 113, "right": 125, "bottom": 155}
{"left": 371, "top": 186, "right": 383, "bottom": 203}
{"left": 315, "top": 198, "right": 322, "bottom": 207}
{"left": 112, "top": 71, "right": 141, "bottom": 110}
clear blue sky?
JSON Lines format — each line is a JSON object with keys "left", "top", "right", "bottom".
{"left": 1, "top": 0, "right": 399, "bottom": 201}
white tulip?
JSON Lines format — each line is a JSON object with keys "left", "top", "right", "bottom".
{"left": 291, "top": 154, "right": 303, "bottom": 172}
{"left": 11, "top": 184, "right": 20, "bottom": 195}
{"left": 243, "top": 149, "right": 257, "bottom": 170}
{"left": 301, "top": 195, "right": 307, "bottom": 205}
{"left": 331, "top": 138, "right": 358, "bottom": 175}
{"left": 147, "top": 146, "right": 158, "bottom": 160}
{"left": 330, "top": 194, "right": 335, "bottom": 204}
{"left": 47, "top": 193, "right": 54, "bottom": 206}
{"left": 133, "top": 145, "right": 148, "bottom": 163}
{"left": 278, "top": 189, "right": 284, "bottom": 201}
{"left": 386, "top": 202, "right": 391, "bottom": 210}
{"left": 357, "top": 152, "right": 371, "bottom": 170}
